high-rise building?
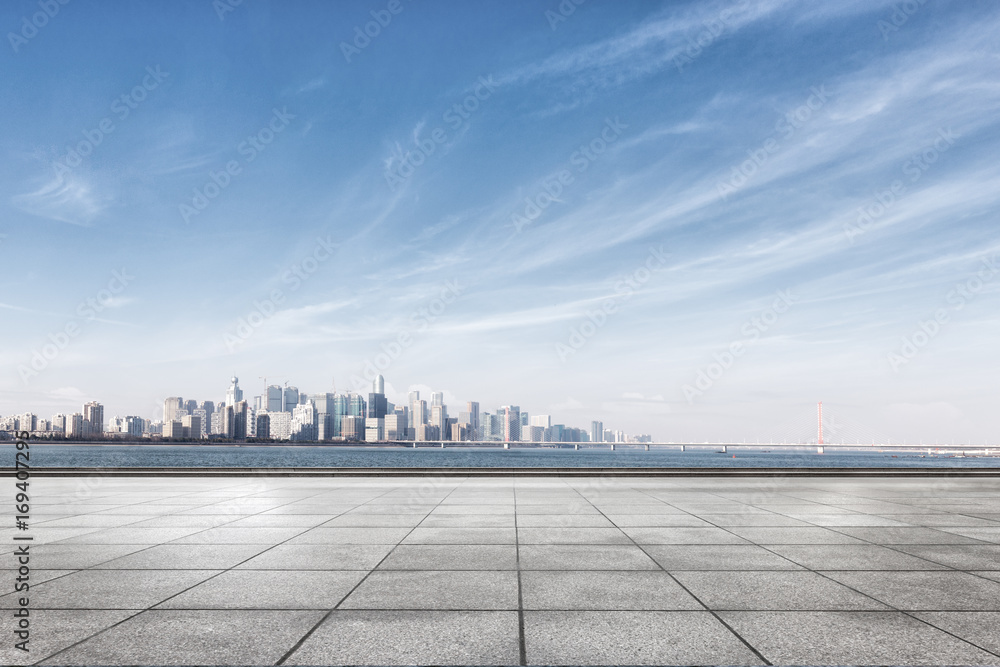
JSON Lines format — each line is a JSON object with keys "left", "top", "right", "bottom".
{"left": 282, "top": 386, "right": 298, "bottom": 413}
{"left": 83, "top": 401, "right": 104, "bottom": 437}
{"left": 181, "top": 414, "right": 201, "bottom": 439}
{"left": 16, "top": 413, "right": 37, "bottom": 432}
{"left": 225, "top": 376, "right": 244, "bottom": 407}
{"left": 315, "top": 393, "right": 336, "bottom": 414}
{"left": 430, "top": 404, "right": 448, "bottom": 439}
{"left": 431, "top": 391, "right": 443, "bottom": 408}
{"left": 66, "top": 413, "right": 85, "bottom": 438}
{"left": 163, "top": 420, "right": 183, "bottom": 438}
{"left": 502, "top": 406, "right": 520, "bottom": 442}
{"left": 266, "top": 411, "right": 292, "bottom": 440}
{"left": 163, "top": 397, "right": 183, "bottom": 423}
{"left": 222, "top": 400, "right": 248, "bottom": 440}
{"left": 522, "top": 425, "right": 544, "bottom": 442}
{"left": 266, "top": 385, "right": 283, "bottom": 412}
{"left": 591, "top": 421, "right": 604, "bottom": 443}
{"left": 412, "top": 400, "right": 427, "bottom": 427}
{"left": 183, "top": 399, "right": 198, "bottom": 414}
{"left": 256, "top": 413, "right": 271, "bottom": 439}
{"left": 385, "top": 413, "right": 405, "bottom": 440}
{"left": 365, "top": 417, "right": 384, "bottom": 442}
{"left": 192, "top": 408, "right": 208, "bottom": 437}
{"left": 199, "top": 401, "right": 215, "bottom": 425}
{"left": 51, "top": 413, "right": 66, "bottom": 434}
{"left": 466, "top": 402, "right": 480, "bottom": 438}
{"left": 408, "top": 391, "right": 421, "bottom": 422}
{"left": 415, "top": 423, "right": 439, "bottom": 441}
{"left": 291, "top": 402, "right": 317, "bottom": 441}
{"left": 368, "top": 375, "right": 388, "bottom": 419}
{"left": 532, "top": 415, "right": 552, "bottom": 428}
{"left": 122, "top": 416, "right": 145, "bottom": 437}
{"left": 341, "top": 415, "right": 364, "bottom": 440}
{"left": 347, "top": 393, "right": 366, "bottom": 418}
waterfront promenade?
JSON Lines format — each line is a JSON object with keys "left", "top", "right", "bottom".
{"left": 3, "top": 473, "right": 1000, "bottom": 665}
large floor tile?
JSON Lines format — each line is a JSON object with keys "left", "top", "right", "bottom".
{"left": 673, "top": 571, "right": 889, "bottom": 610}
{"left": 235, "top": 544, "right": 393, "bottom": 570}
{"left": 727, "top": 526, "right": 865, "bottom": 544}
{"left": 43, "top": 610, "right": 323, "bottom": 665}
{"left": 285, "top": 527, "right": 412, "bottom": 545}
{"left": 646, "top": 544, "right": 802, "bottom": 570}
{"left": 623, "top": 526, "right": 749, "bottom": 545}
{"left": 823, "top": 571, "right": 1000, "bottom": 610}
{"left": 521, "top": 571, "right": 702, "bottom": 610}
{"left": 0, "top": 610, "right": 137, "bottom": 665}
{"left": 91, "top": 544, "right": 269, "bottom": 569}
{"left": 913, "top": 612, "right": 1000, "bottom": 655}
{"left": 402, "top": 527, "right": 517, "bottom": 544}
{"left": 517, "top": 527, "right": 631, "bottom": 544}
{"left": 768, "top": 544, "right": 950, "bottom": 570}
{"left": 518, "top": 544, "right": 659, "bottom": 570}
{"left": 0, "top": 569, "right": 220, "bottom": 609}
{"left": 157, "top": 570, "right": 365, "bottom": 609}
{"left": 340, "top": 571, "right": 518, "bottom": 610}
{"left": 523, "top": 611, "right": 763, "bottom": 665}
{"left": 286, "top": 610, "right": 519, "bottom": 665}
{"left": 378, "top": 544, "right": 518, "bottom": 570}
{"left": 722, "top": 611, "right": 999, "bottom": 666}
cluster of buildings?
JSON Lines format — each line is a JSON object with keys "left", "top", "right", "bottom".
{"left": 0, "top": 374, "right": 652, "bottom": 444}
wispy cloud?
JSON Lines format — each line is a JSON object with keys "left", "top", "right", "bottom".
{"left": 12, "top": 176, "right": 107, "bottom": 225}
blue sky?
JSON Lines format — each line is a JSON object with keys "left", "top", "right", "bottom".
{"left": 2, "top": 0, "right": 999, "bottom": 442}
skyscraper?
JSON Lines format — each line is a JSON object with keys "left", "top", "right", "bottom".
{"left": 466, "top": 401, "right": 480, "bottom": 438}
{"left": 266, "top": 385, "right": 283, "bottom": 412}
{"left": 591, "top": 421, "right": 604, "bottom": 443}
{"left": 283, "top": 386, "right": 299, "bottom": 413}
{"left": 347, "top": 393, "right": 366, "bottom": 418}
{"left": 430, "top": 404, "right": 448, "bottom": 439}
{"left": 66, "top": 413, "right": 84, "bottom": 438}
{"left": 83, "top": 401, "right": 104, "bottom": 438}
{"left": 163, "top": 397, "right": 183, "bottom": 423}
{"left": 225, "top": 376, "right": 243, "bottom": 407}
{"left": 222, "top": 400, "right": 247, "bottom": 440}
{"left": 431, "top": 391, "right": 443, "bottom": 408}
{"left": 502, "top": 406, "right": 520, "bottom": 442}
{"left": 368, "top": 376, "right": 387, "bottom": 419}
{"left": 408, "top": 390, "right": 420, "bottom": 421}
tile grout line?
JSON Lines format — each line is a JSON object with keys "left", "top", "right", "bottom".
{"left": 513, "top": 476, "right": 527, "bottom": 666}
{"left": 745, "top": 484, "right": 1000, "bottom": 660}
{"left": 563, "top": 477, "right": 773, "bottom": 666}
{"left": 274, "top": 476, "right": 466, "bottom": 666}
{"left": 33, "top": 481, "right": 373, "bottom": 666}
{"left": 663, "top": 480, "right": 1000, "bottom": 661}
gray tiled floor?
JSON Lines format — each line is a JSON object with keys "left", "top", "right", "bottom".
{"left": 7, "top": 474, "right": 1000, "bottom": 665}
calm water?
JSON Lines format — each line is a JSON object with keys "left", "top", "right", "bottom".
{"left": 6, "top": 444, "right": 1000, "bottom": 468}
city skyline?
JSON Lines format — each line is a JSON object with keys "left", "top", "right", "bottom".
{"left": 3, "top": 1, "right": 999, "bottom": 443}
{"left": 0, "top": 373, "right": 648, "bottom": 443}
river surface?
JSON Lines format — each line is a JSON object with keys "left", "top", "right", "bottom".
{"left": 6, "top": 444, "right": 999, "bottom": 468}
